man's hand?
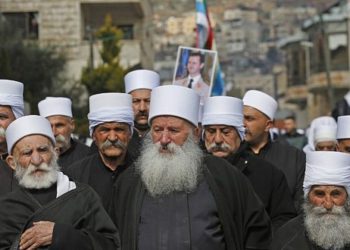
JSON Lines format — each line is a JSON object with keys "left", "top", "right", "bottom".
{"left": 20, "top": 221, "right": 54, "bottom": 250}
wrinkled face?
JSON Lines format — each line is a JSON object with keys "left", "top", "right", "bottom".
{"left": 187, "top": 55, "right": 203, "bottom": 76}
{"left": 284, "top": 118, "right": 296, "bottom": 134}
{"left": 243, "top": 106, "right": 271, "bottom": 144}
{"left": 315, "top": 141, "right": 336, "bottom": 151}
{"left": 93, "top": 122, "right": 131, "bottom": 159}
{"left": 130, "top": 89, "right": 151, "bottom": 126}
{"left": 337, "top": 139, "right": 350, "bottom": 154}
{"left": 47, "top": 115, "right": 74, "bottom": 153}
{"left": 204, "top": 125, "right": 241, "bottom": 158}
{"left": 151, "top": 116, "right": 197, "bottom": 154}
{"left": 308, "top": 185, "right": 348, "bottom": 210}
{"left": 0, "top": 105, "right": 16, "bottom": 144}
{"left": 10, "top": 135, "right": 54, "bottom": 176}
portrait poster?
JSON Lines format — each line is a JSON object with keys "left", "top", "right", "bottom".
{"left": 173, "top": 46, "right": 217, "bottom": 104}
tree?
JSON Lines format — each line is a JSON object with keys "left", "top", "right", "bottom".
{"left": 81, "top": 14, "right": 125, "bottom": 95}
{"left": 0, "top": 18, "right": 66, "bottom": 114}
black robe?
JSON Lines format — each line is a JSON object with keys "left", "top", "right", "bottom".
{"left": 244, "top": 140, "right": 305, "bottom": 211}
{"left": 0, "top": 182, "right": 120, "bottom": 250}
{"left": 0, "top": 159, "right": 18, "bottom": 197}
{"left": 58, "top": 138, "right": 90, "bottom": 171}
{"left": 64, "top": 152, "right": 133, "bottom": 208}
{"left": 227, "top": 144, "right": 297, "bottom": 232}
{"left": 270, "top": 215, "right": 350, "bottom": 250}
{"left": 109, "top": 155, "right": 272, "bottom": 250}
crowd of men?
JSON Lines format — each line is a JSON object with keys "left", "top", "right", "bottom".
{"left": 1, "top": 70, "right": 350, "bottom": 249}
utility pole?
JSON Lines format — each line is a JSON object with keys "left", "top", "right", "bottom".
{"left": 319, "top": 12, "right": 335, "bottom": 110}
{"left": 86, "top": 25, "right": 94, "bottom": 70}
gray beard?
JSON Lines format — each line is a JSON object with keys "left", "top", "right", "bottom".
{"left": 136, "top": 133, "right": 203, "bottom": 197}
{"left": 15, "top": 153, "right": 60, "bottom": 189}
{"left": 303, "top": 198, "right": 350, "bottom": 249}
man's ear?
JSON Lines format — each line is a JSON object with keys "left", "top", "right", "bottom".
{"left": 54, "top": 146, "right": 60, "bottom": 156}
{"left": 192, "top": 127, "right": 201, "bottom": 143}
{"left": 70, "top": 118, "right": 76, "bottom": 131}
{"left": 264, "top": 119, "right": 274, "bottom": 132}
{"left": 6, "top": 155, "right": 16, "bottom": 171}
{"left": 200, "top": 63, "right": 205, "bottom": 70}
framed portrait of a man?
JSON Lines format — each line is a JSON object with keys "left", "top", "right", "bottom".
{"left": 173, "top": 46, "right": 217, "bottom": 104}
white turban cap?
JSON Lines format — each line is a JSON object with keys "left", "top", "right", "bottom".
{"left": 149, "top": 85, "right": 200, "bottom": 126}
{"left": 243, "top": 90, "right": 277, "bottom": 120}
{"left": 124, "top": 69, "right": 160, "bottom": 94}
{"left": 337, "top": 115, "right": 350, "bottom": 140}
{"left": 87, "top": 93, "right": 134, "bottom": 136}
{"left": 6, "top": 115, "right": 55, "bottom": 154}
{"left": 313, "top": 124, "right": 337, "bottom": 146}
{"left": 304, "top": 116, "right": 337, "bottom": 152}
{"left": 38, "top": 97, "right": 72, "bottom": 118}
{"left": 304, "top": 151, "right": 350, "bottom": 197}
{"left": 0, "top": 79, "right": 24, "bottom": 119}
{"left": 202, "top": 96, "right": 245, "bottom": 140}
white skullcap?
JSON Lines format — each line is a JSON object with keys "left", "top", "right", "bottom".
{"left": 6, "top": 115, "right": 55, "bottom": 154}
{"left": 304, "top": 151, "right": 350, "bottom": 196}
{"left": 202, "top": 96, "right": 245, "bottom": 140}
{"left": 38, "top": 97, "right": 72, "bottom": 118}
{"left": 243, "top": 90, "right": 277, "bottom": 120}
{"left": 149, "top": 85, "right": 200, "bottom": 126}
{"left": 313, "top": 124, "right": 337, "bottom": 146}
{"left": 305, "top": 116, "right": 337, "bottom": 152}
{"left": 87, "top": 93, "right": 134, "bottom": 136}
{"left": 0, "top": 79, "right": 24, "bottom": 118}
{"left": 124, "top": 69, "right": 160, "bottom": 94}
{"left": 337, "top": 115, "right": 350, "bottom": 140}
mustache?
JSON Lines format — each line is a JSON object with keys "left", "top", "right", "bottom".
{"left": 101, "top": 139, "right": 127, "bottom": 150}
{"left": 55, "top": 134, "right": 67, "bottom": 143}
{"left": 136, "top": 111, "right": 148, "bottom": 117}
{"left": 207, "top": 142, "right": 231, "bottom": 152}
{"left": 0, "top": 127, "right": 6, "bottom": 137}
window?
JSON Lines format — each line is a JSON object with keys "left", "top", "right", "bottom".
{"left": 2, "top": 12, "right": 39, "bottom": 39}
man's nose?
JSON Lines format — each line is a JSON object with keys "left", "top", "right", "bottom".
{"left": 323, "top": 196, "right": 334, "bottom": 211}
{"left": 139, "top": 101, "right": 146, "bottom": 112}
{"left": 214, "top": 131, "right": 223, "bottom": 144}
{"left": 160, "top": 132, "right": 171, "bottom": 146}
{"left": 31, "top": 151, "right": 43, "bottom": 166}
{"left": 107, "top": 131, "right": 118, "bottom": 142}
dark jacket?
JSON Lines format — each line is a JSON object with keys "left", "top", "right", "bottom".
{"left": 58, "top": 138, "right": 90, "bottom": 171}
{"left": 227, "top": 144, "right": 297, "bottom": 231}
{"left": 270, "top": 215, "right": 350, "bottom": 250}
{"left": 0, "top": 183, "right": 120, "bottom": 250}
{"left": 244, "top": 140, "right": 305, "bottom": 211}
{"left": 0, "top": 159, "right": 18, "bottom": 197}
{"left": 109, "top": 155, "right": 272, "bottom": 250}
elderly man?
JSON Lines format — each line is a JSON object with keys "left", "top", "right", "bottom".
{"left": 0, "top": 115, "right": 119, "bottom": 249}
{"left": 124, "top": 69, "right": 160, "bottom": 158}
{"left": 242, "top": 90, "right": 305, "bottom": 210}
{"left": 38, "top": 97, "right": 89, "bottom": 170}
{"left": 65, "top": 93, "right": 134, "bottom": 208}
{"left": 0, "top": 79, "right": 24, "bottom": 196}
{"left": 271, "top": 151, "right": 350, "bottom": 249}
{"left": 202, "top": 96, "right": 296, "bottom": 231}
{"left": 109, "top": 85, "right": 271, "bottom": 250}
{"left": 337, "top": 115, "right": 350, "bottom": 154}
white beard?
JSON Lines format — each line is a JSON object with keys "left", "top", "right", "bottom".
{"left": 303, "top": 199, "right": 350, "bottom": 249}
{"left": 137, "top": 133, "right": 203, "bottom": 197}
{"left": 15, "top": 153, "right": 60, "bottom": 189}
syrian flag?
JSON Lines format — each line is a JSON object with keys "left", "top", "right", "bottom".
{"left": 195, "top": 0, "right": 225, "bottom": 96}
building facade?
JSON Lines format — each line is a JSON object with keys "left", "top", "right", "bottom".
{"left": 0, "top": 0, "right": 154, "bottom": 80}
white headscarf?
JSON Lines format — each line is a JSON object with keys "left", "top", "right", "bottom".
{"left": 0, "top": 80, "right": 24, "bottom": 118}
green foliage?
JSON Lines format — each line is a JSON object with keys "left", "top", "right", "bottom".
{"left": 0, "top": 19, "right": 66, "bottom": 114}
{"left": 81, "top": 14, "right": 125, "bottom": 95}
